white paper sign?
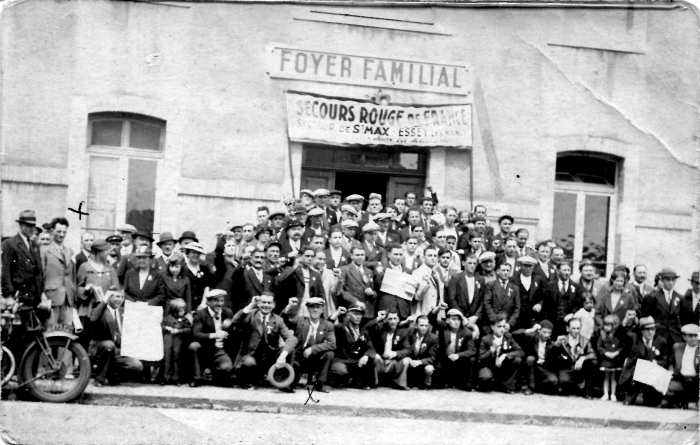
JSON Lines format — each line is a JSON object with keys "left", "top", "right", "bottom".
{"left": 121, "top": 301, "right": 164, "bottom": 361}
{"left": 380, "top": 268, "right": 417, "bottom": 301}
{"left": 633, "top": 359, "right": 673, "bottom": 395}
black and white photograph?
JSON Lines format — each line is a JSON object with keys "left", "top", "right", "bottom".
{"left": 0, "top": 0, "right": 698, "bottom": 443}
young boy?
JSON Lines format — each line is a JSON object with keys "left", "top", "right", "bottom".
{"left": 521, "top": 319, "right": 558, "bottom": 395}
{"left": 478, "top": 312, "right": 524, "bottom": 393}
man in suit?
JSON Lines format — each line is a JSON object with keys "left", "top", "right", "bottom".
{"left": 41, "top": 217, "right": 76, "bottom": 327}
{"left": 328, "top": 190, "right": 343, "bottom": 224}
{"left": 279, "top": 217, "right": 305, "bottom": 262}
{"left": 521, "top": 320, "right": 558, "bottom": 395}
{"left": 552, "top": 316, "right": 597, "bottom": 398}
{"left": 283, "top": 297, "right": 336, "bottom": 393}
{"left": 497, "top": 238, "right": 520, "bottom": 276}
{"left": 484, "top": 262, "right": 521, "bottom": 333}
{"left": 446, "top": 254, "right": 484, "bottom": 336}
{"left": 73, "top": 232, "right": 94, "bottom": 273}
{"left": 681, "top": 272, "right": 700, "bottom": 327}
{"left": 533, "top": 242, "right": 558, "bottom": 284}
{"left": 90, "top": 288, "right": 143, "bottom": 386}
{"left": 360, "top": 222, "right": 385, "bottom": 271}
{"left": 642, "top": 267, "right": 684, "bottom": 354}
{"left": 376, "top": 244, "right": 413, "bottom": 320}
{"left": 373, "top": 213, "right": 401, "bottom": 251}
{"left": 189, "top": 289, "right": 236, "bottom": 387}
{"left": 1, "top": 210, "right": 44, "bottom": 307}
{"left": 412, "top": 246, "right": 441, "bottom": 318}
{"left": 345, "top": 194, "right": 365, "bottom": 223}
{"left": 404, "top": 315, "right": 439, "bottom": 389}
{"left": 274, "top": 246, "right": 325, "bottom": 314}
{"left": 230, "top": 249, "right": 276, "bottom": 312}
{"left": 399, "top": 208, "right": 423, "bottom": 243}
{"left": 514, "top": 228, "right": 535, "bottom": 258}
{"left": 340, "top": 246, "right": 379, "bottom": 322}
{"left": 364, "top": 310, "right": 412, "bottom": 390}
{"left": 576, "top": 260, "right": 604, "bottom": 302}
{"left": 106, "top": 235, "right": 123, "bottom": 268}
{"left": 302, "top": 208, "right": 328, "bottom": 247}
{"left": 324, "top": 228, "right": 351, "bottom": 270}
{"left": 429, "top": 308, "right": 477, "bottom": 390}
{"left": 616, "top": 314, "right": 668, "bottom": 406}
{"left": 232, "top": 292, "right": 297, "bottom": 390}
{"left": 511, "top": 256, "right": 545, "bottom": 340}
{"left": 478, "top": 313, "right": 524, "bottom": 393}
{"left": 544, "top": 261, "right": 583, "bottom": 337}
{"left": 491, "top": 215, "right": 514, "bottom": 248}
{"left": 358, "top": 193, "right": 384, "bottom": 227}
{"left": 313, "top": 189, "right": 337, "bottom": 231}
{"left": 340, "top": 220, "right": 361, "bottom": 253}
{"left": 154, "top": 232, "right": 177, "bottom": 275}
{"left": 329, "top": 303, "right": 376, "bottom": 389}
{"left": 666, "top": 323, "right": 699, "bottom": 408}
{"left": 631, "top": 264, "right": 656, "bottom": 306}
{"left": 385, "top": 205, "right": 405, "bottom": 233}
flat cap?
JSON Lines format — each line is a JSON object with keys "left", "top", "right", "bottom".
{"left": 305, "top": 297, "right": 326, "bottom": 307}
{"left": 347, "top": 302, "right": 366, "bottom": 313}
{"left": 117, "top": 224, "right": 137, "bottom": 233}
{"left": 517, "top": 255, "right": 537, "bottom": 265}
{"left": 362, "top": 222, "right": 380, "bottom": 233}
{"left": 293, "top": 203, "right": 308, "bottom": 214}
{"left": 539, "top": 320, "right": 554, "bottom": 331}
{"left": 341, "top": 220, "right": 359, "bottom": 229}
{"left": 373, "top": 213, "right": 391, "bottom": 221}
{"left": 368, "top": 193, "right": 382, "bottom": 202}
{"left": 313, "top": 189, "right": 330, "bottom": 197}
{"left": 268, "top": 211, "right": 286, "bottom": 220}
{"left": 307, "top": 207, "right": 325, "bottom": 217}
{"left": 329, "top": 190, "right": 342, "bottom": 196}
{"left": 681, "top": 324, "right": 700, "bottom": 335}
{"left": 479, "top": 251, "right": 497, "bottom": 262}
{"left": 204, "top": 289, "right": 228, "bottom": 300}
{"left": 346, "top": 194, "right": 364, "bottom": 202}
{"left": 446, "top": 308, "right": 463, "bottom": 318}
{"left": 341, "top": 204, "right": 359, "bottom": 217}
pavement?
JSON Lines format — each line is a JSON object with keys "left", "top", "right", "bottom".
{"left": 49, "top": 380, "right": 700, "bottom": 432}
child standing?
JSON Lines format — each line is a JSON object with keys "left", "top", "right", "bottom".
{"left": 574, "top": 293, "right": 596, "bottom": 343}
{"left": 161, "top": 298, "right": 192, "bottom": 385}
{"left": 597, "top": 314, "right": 625, "bottom": 401}
{"left": 162, "top": 252, "right": 192, "bottom": 312}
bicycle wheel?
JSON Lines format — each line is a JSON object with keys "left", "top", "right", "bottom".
{"left": 1, "top": 346, "right": 16, "bottom": 386}
{"left": 20, "top": 337, "right": 90, "bottom": 403}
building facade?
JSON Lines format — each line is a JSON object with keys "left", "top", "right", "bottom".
{"left": 1, "top": 0, "right": 698, "bottom": 282}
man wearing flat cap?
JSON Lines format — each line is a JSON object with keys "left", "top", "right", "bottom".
{"left": 283, "top": 296, "right": 336, "bottom": 393}
{"left": 616, "top": 313, "right": 669, "bottom": 406}
{"left": 329, "top": 303, "right": 376, "bottom": 389}
{"left": 361, "top": 222, "right": 385, "bottom": 271}
{"left": 1, "top": 210, "right": 44, "bottom": 307}
{"left": 642, "top": 267, "right": 684, "bottom": 354}
{"left": 299, "top": 189, "right": 315, "bottom": 210}
{"left": 313, "top": 189, "right": 337, "bottom": 229}
{"left": 340, "top": 204, "right": 360, "bottom": 225}
{"left": 666, "top": 323, "right": 700, "bottom": 408}
{"left": 328, "top": 190, "right": 343, "bottom": 223}
{"left": 189, "top": 289, "right": 236, "bottom": 387}
{"left": 680, "top": 271, "right": 700, "bottom": 327}
{"left": 510, "top": 255, "right": 545, "bottom": 343}
{"left": 302, "top": 207, "right": 328, "bottom": 247}
{"left": 373, "top": 213, "right": 401, "bottom": 251}
{"left": 340, "top": 220, "right": 361, "bottom": 253}
{"left": 116, "top": 223, "right": 137, "bottom": 257}
{"left": 429, "top": 308, "right": 477, "bottom": 391}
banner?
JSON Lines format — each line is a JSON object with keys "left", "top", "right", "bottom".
{"left": 285, "top": 93, "right": 472, "bottom": 148}
{"left": 121, "top": 301, "right": 164, "bottom": 361}
{"left": 380, "top": 268, "right": 418, "bottom": 301}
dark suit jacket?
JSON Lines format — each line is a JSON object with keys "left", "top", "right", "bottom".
{"left": 428, "top": 316, "right": 476, "bottom": 364}
{"left": 364, "top": 319, "right": 411, "bottom": 359}
{"left": 375, "top": 231, "right": 402, "bottom": 251}
{"left": 1, "top": 234, "right": 43, "bottom": 305}
{"left": 522, "top": 332, "right": 557, "bottom": 371}
{"left": 231, "top": 266, "right": 276, "bottom": 312}
{"left": 616, "top": 324, "right": 668, "bottom": 385}
{"left": 280, "top": 238, "right": 302, "bottom": 259}
{"left": 671, "top": 341, "right": 700, "bottom": 378}
{"left": 680, "top": 290, "right": 700, "bottom": 327}
{"left": 361, "top": 241, "right": 385, "bottom": 270}
{"left": 90, "top": 300, "right": 123, "bottom": 347}
{"left": 533, "top": 261, "right": 558, "bottom": 284}
{"left": 340, "top": 263, "right": 378, "bottom": 318}
{"left": 479, "top": 332, "right": 524, "bottom": 364}
{"left": 511, "top": 273, "right": 545, "bottom": 331}
{"left": 288, "top": 317, "right": 336, "bottom": 355}
{"left": 162, "top": 275, "right": 192, "bottom": 311}
{"left": 446, "top": 272, "right": 485, "bottom": 323}
{"left": 232, "top": 308, "right": 297, "bottom": 367}
{"left": 484, "top": 279, "right": 521, "bottom": 327}
{"left": 117, "top": 253, "right": 158, "bottom": 286}
{"left": 642, "top": 289, "right": 683, "bottom": 345}
{"left": 594, "top": 286, "right": 638, "bottom": 329}
{"left": 123, "top": 267, "right": 165, "bottom": 306}
{"left": 406, "top": 331, "right": 439, "bottom": 365}
{"left": 74, "top": 251, "right": 89, "bottom": 275}
{"left": 274, "top": 266, "right": 325, "bottom": 314}
{"left": 552, "top": 335, "right": 596, "bottom": 371}
{"left": 192, "top": 306, "right": 235, "bottom": 350}
{"left": 325, "top": 207, "right": 339, "bottom": 229}
{"left": 324, "top": 247, "right": 351, "bottom": 269}
{"left": 153, "top": 256, "right": 168, "bottom": 275}
{"left": 399, "top": 225, "right": 421, "bottom": 243}
{"left": 301, "top": 226, "right": 327, "bottom": 247}
{"left": 334, "top": 321, "right": 376, "bottom": 361}
{"left": 544, "top": 280, "right": 583, "bottom": 334}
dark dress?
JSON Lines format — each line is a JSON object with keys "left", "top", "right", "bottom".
{"left": 162, "top": 274, "right": 192, "bottom": 312}
{"left": 182, "top": 264, "right": 214, "bottom": 310}
{"left": 597, "top": 333, "right": 625, "bottom": 371}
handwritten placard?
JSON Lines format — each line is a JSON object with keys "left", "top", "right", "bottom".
{"left": 633, "top": 359, "right": 672, "bottom": 395}
{"left": 380, "top": 268, "right": 417, "bottom": 301}
{"left": 121, "top": 301, "right": 164, "bottom": 361}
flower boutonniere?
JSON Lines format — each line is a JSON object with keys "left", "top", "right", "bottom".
{"left": 502, "top": 341, "right": 509, "bottom": 351}
{"left": 534, "top": 282, "right": 538, "bottom": 289}
{"left": 652, "top": 346, "right": 660, "bottom": 356}
{"left": 476, "top": 281, "right": 481, "bottom": 289}
{"left": 196, "top": 270, "right": 204, "bottom": 279}
{"left": 147, "top": 275, "right": 152, "bottom": 281}
{"left": 359, "top": 335, "right": 365, "bottom": 341}
{"left": 266, "top": 324, "right": 273, "bottom": 335}
{"left": 507, "top": 287, "right": 513, "bottom": 297}
{"left": 394, "top": 335, "right": 400, "bottom": 345}
{"left": 458, "top": 338, "right": 463, "bottom": 348}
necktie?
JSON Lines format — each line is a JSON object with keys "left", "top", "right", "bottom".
{"left": 256, "top": 269, "right": 262, "bottom": 283}
{"left": 359, "top": 265, "right": 368, "bottom": 283}
{"left": 560, "top": 281, "right": 565, "bottom": 293}
{"left": 305, "top": 324, "right": 317, "bottom": 348}
{"left": 446, "top": 333, "right": 456, "bottom": 356}
{"left": 351, "top": 327, "right": 359, "bottom": 341}
{"left": 502, "top": 280, "right": 508, "bottom": 289}
{"left": 666, "top": 292, "right": 671, "bottom": 306}
{"left": 263, "top": 315, "right": 269, "bottom": 339}
{"left": 415, "top": 337, "right": 422, "bottom": 355}
{"left": 113, "top": 309, "right": 121, "bottom": 333}
{"left": 214, "top": 312, "right": 220, "bottom": 320}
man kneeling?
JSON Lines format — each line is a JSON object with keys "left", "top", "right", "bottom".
{"left": 233, "top": 292, "right": 297, "bottom": 390}
{"left": 90, "top": 287, "right": 142, "bottom": 386}
{"left": 329, "top": 303, "right": 376, "bottom": 389}
{"left": 189, "top": 289, "right": 235, "bottom": 387}
{"left": 521, "top": 319, "right": 558, "bottom": 395}
{"left": 405, "top": 315, "right": 438, "bottom": 389}
{"left": 478, "top": 312, "right": 524, "bottom": 393}
{"left": 284, "top": 297, "right": 336, "bottom": 393}
{"left": 365, "top": 310, "right": 412, "bottom": 390}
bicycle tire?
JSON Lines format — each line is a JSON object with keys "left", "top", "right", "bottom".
{"left": 20, "top": 337, "right": 90, "bottom": 403}
{"left": 1, "top": 346, "right": 16, "bottom": 386}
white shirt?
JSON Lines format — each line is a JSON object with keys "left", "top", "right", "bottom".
{"left": 120, "top": 243, "right": 133, "bottom": 257}
{"left": 304, "top": 321, "right": 320, "bottom": 348}
{"left": 330, "top": 247, "right": 343, "bottom": 266}
{"left": 559, "top": 280, "right": 569, "bottom": 293}
{"left": 19, "top": 233, "right": 30, "bottom": 250}
{"left": 663, "top": 288, "right": 674, "bottom": 305}
{"left": 465, "top": 275, "right": 475, "bottom": 303}
{"left": 290, "top": 239, "right": 300, "bottom": 251}
{"left": 539, "top": 261, "right": 550, "bottom": 278}
{"left": 520, "top": 274, "right": 531, "bottom": 291}
{"left": 138, "top": 270, "right": 149, "bottom": 289}
{"left": 567, "top": 335, "right": 579, "bottom": 350}
{"left": 610, "top": 291, "right": 621, "bottom": 311}
{"left": 253, "top": 267, "right": 263, "bottom": 283}
{"left": 110, "top": 307, "right": 121, "bottom": 333}
{"left": 693, "top": 291, "right": 700, "bottom": 311}
{"left": 537, "top": 339, "right": 547, "bottom": 364}
{"left": 505, "top": 256, "right": 516, "bottom": 275}
{"left": 378, "top": 231, "right": 387, "bottom": 245}
{"left": 385, "top": 332, "right": 394, "bottom": 355}
{"left": 208, "top": 307, "right": 224, "bottom": 348}
{"left": 681, "top": 344, "right": 698, "bottom": 377}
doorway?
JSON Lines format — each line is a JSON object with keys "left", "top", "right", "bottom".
{"left": 335, "top": 172, "right": 388, "bottom": 202}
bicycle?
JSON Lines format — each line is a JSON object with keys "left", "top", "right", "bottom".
{"left": 1, "top": 304, "right": 90, "bottom": 403}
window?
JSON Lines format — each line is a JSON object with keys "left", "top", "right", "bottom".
{"left": 86, "top": 113, "right": 165, "bottom": 237}
{"left": 552, "top": 153, "right": 618, "bottom": 276}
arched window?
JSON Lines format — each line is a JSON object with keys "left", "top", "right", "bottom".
{"left": 553, "top": 152, "right": 619, "bottom": 276}
{"left": 86, "top": 113, "right": 166, "bottom": 237}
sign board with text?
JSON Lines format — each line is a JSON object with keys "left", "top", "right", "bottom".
{"left": 285, "top": 93, "right": 472, "bottom": 148}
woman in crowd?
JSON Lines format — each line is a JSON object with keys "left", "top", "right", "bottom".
{"left": 180, "top": 242, "right": 213, "bottom": 310}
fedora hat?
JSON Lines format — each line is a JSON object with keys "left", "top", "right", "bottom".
{"left": 16, "top": 210, "right": 37, "bottom": 226}
{"left": 178, "top": 231, "right": 199, "bottom": 244}
{"left": 267, "top": 363, "right": 295, "bottom": 389}
{"left": 658, "top": 267, "right": 679, "bottom": 279}
{"left": 157, "top": 232, "right": 176, "bottom": 246}
{"left": 131, "top": 230, "right": 155, "bottom": 243}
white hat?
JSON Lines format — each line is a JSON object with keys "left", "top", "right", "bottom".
{"left": 182, "top": 242, "right": 206, "bottom": 255}
{"left": 363, "top": 222, "right": 381, "bottom": 233}
{"left": 341, "top": 204, "right": 359, "bottom": 217}
{"left": 313, "top": 189, "right": 330, "bottom": 197}
{"left": 479, "top": 251, "right": 497, "bottom": 262}
{"left": 346, "top": 194, "right": 364, "bottom": 202}
{"left": 307, "top": 207, "right": 325, "bottom": 217}
{"left": 341, "top": 220, "right": 359, "bottom": 229}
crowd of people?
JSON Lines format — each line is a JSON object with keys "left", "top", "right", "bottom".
{"left": 1, "top": 187, "right": 698, "bottom": 409}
